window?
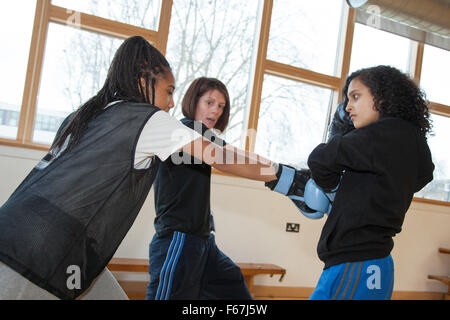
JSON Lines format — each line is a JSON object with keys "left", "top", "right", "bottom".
{"left": 255, "top": 0, "right": 344, "bottom": 167}
{"left": 51, "top": 0, "right": 161, "bottom": 30}
{"left": 421, "top": 45, "right": 450, "bottom": 106}
{"left": 33, "top": 23, "right": 122, "bottom": 144}
{"left": 165, "top": 0, "right": 260, "bottom": 147}
{"left": 416, "top": 45, "right": 450, "bottom": 202}
{"left": 415, "top": 113, "right": 450, "bottom": 202}
{"left": 255, "top": 75, "right": 332, "bottom": 168}
{"left": 0, "top": 0, "right": 36, "bottom": 139}
{"left": 349, "top": 23, "right": 411, "bottom": 74}
{"left": 267, "top": 0, "right": 344, "bottom": 76}
{"left": 1, "top": 0, "right": 449, "bottom": 205}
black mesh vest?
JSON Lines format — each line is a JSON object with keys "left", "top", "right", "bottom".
{"left": 0, "top": 102, "right": 161, "bottom": 299}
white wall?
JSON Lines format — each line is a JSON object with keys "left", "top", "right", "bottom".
{"left": 0, "top": 145, "right": 449, "bottom": 293}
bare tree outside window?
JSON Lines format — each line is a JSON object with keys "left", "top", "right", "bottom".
{"left": 52, "top": 0, "right": 161, "bottom": 30}
{"left": 0, "top": 0, "right": 36, "bottom": 139}
{"left": 58, "top": 0, "right": 160, "bottom": 108}
{"left": 39, "top": 0, "right": 338, "bottom": 166}
{"left": 166, "top": 0, "right": 260, "bottom": 147}
{"left": 49, "top": 0, "right": 259, "bottom": 148}
{"left": 256, "top": 75, "right": 332, "bottom": 169}
{"left": 415, "top": 113, "right": 450, "bottom": 202}
{"left": 35, "top": 0, "right": 159, "bottom": 143}
{"left": 34, "top": 23, "right": 122, "bottom": 143}
{"left": 5, "top": 0, "right": 449, "bottom": 201}
{"left": 256, "top": 0, "right": 343, "bottom": 168}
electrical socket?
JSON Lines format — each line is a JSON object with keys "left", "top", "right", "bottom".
{"left": 286, "top": 223, "right": 300, "bottom": 233}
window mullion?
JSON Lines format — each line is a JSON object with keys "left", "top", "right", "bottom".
{"left": 156, "top": 0, "right": 173, "bottom": 55}
{"left": 18, "top": 0, "right": 51, "bottom": 144}
{"left": 339, "top": 7, "right": 356, "bottom": 90}
{"left": 410, "top": 42, "right": 425, "bottom": 84}
{"left": 245, "top": 0, "right": 273, "bottom": 152}
{"left": 429, "top": 102, "right": 450, "bottom": 118}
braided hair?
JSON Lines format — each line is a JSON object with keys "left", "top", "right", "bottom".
{"left": 52, "top": 36, "right": 172, "bottom": 152}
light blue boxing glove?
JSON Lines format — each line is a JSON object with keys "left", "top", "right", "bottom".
{"left": 265, "top": 164, "right": 327, "bottom": 219}
{"left": 304, "top": 178, "right": 338, "bottom": 215}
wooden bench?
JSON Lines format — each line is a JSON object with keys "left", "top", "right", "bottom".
{"left": 107, "top": 257, "right": 286, "bottom": 299}
{"left": 427, "top": 247, "right": 450, "bottom": 300}
{"left": 108, "top": 258, "right": 149, "bottom": 273}
{"left": 238, "top": 262, "right": 285, "bottom": 293}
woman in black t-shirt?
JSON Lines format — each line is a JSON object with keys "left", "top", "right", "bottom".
{"left": 146, "top": 77, "right": 252, "bottom": 300}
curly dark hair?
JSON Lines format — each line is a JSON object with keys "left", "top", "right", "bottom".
{"left": 342, "top": 65, "right": 432, "bottom": 137}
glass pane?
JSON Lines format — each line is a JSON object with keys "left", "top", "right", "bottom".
{"left": 51, "top": 0, "right": 161, "bottom": 30}
{"left": 34, "top": 23, "right": 122, "bottom": 144}
{"left": 165, "top": 0, "right": 260, "bottom": 147}
{"left": 255, "top": 75, "right": 331, "bottom": 168}
{"left": 421, "top": 45, "right": 450, "bottom": 106}
{"left": 349, "top": 23, "right": 411, "bottom": 74}
{"left": 415, "top": 114, "right": 450, "bottom": 202}
{"left": 0, "top": 0, "right": 36, "bottom": 139}
{"left": 267, "top": 0, "right": 344, "bottom": 76}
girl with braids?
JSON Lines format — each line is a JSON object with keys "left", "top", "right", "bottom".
{"left": 146, "top": 77, "right": 252, "bottom": 300}
{"left": 307, "top": 65, "right": 434, "bottom": 300}
{"left": 0, "top": 36, "right": 280, "bottom": 300}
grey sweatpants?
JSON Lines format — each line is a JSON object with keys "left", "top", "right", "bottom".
{"left": 0, "top": 262, "right": 128, "bottom": 300}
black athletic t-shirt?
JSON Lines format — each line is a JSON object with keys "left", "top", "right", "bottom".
{"left": 153, "top": 118, "right": 226, "bottom": 238}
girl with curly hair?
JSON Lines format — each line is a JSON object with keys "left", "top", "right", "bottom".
{"left": 307, "top": 65, "right": 435, "bottom": 300}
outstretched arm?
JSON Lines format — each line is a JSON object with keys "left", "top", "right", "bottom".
{"left": 181, "top": 138, "right": 277, "bottom": 182}
{"left": 136, "top": 110, "right": 277, "bottom": 182}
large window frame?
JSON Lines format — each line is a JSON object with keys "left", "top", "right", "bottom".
{"left": 0, "top": 0, "right": 172, "bottom": 150}
{"left": 1, "top": 0, "right": 449, "bottom": 206}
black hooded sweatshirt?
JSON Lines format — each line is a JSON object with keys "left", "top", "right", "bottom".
{"left": 308, "top": 117, "right": 434, "bottom": 269}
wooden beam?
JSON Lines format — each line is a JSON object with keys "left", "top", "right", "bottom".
{"left": 0, "top": 138, "right": 49, "bottom": 152}
{"left": 17, "top": 0, "right": 51, "bottom": 144}
{"left": 49, "top": 4, "right": 159, "bottom": 44}
{"left": 157, "top": 0, "right": 173, "bottom": 55}
{"left": 108, "top": 258, "right": 149, "bottom": 273}
{"left": 244, "top": 0, "right": 273, "bottom": 152}
{"left": 413, "top": 196, "right": 450, "bottom": 207}
{"left": 429, "top": 101, "right": 450, "bottom": 117}
{"left": 265, "top": 60, "right": 341, "bottom": 90}
{"left": 412, "top": 42, "right": 424, "bottom": 85}
{"left": 340, "top": 8, "right": 356, "bottom": 90}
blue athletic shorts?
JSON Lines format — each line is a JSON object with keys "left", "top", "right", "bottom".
{"left": 309, "top": 255, "right": 394, "bottom": 300}
{"left": 145, "top": 232, "right": 252, "bottom": 300}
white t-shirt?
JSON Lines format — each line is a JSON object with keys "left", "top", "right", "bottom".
{"left": 134, "top": 110, "right": 202, "bottom": 169}
{"left": 38, "top": 103, "right": 201, "bottom": 172}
